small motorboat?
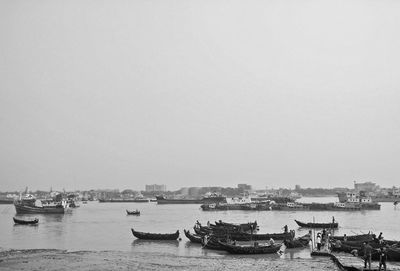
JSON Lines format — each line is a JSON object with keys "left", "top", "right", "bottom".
{"left": 13, "top": 217, "right": 39, "bottom": 225}
{"left": 126, "top": 209, "right": 140, "bottom": 215}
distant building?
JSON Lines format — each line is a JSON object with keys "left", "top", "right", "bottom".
{"left": 145, "top": 184, "right": 166, "bottom": 192}
{"left": 295, "top": 185, "right": 301, "bottom": 191}
{"left": 238, "top": 184, "right": 252, "bottom": 191}
{"left": 354, "top": 181, "right": 378, "bottom": 192}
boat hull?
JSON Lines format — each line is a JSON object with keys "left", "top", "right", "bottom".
{"left": 14, "top": 203, "right": 65, "bottom": 214}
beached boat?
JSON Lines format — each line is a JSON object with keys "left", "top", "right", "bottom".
{"left": 184, "top": 229, "right": 202, "bottom": 243}
{"left": 330, "top": 233, "right": 375, "bottom": 242}
{"left": 131, "top": 228, "right": 179, "bottom": 240}
{"left": 294, "top": 219, "right": 338, "bottom": 229}
{"left": 126, "top": 210, "right": 140, "bottom": 215}
{"left": 284, "top": 234, "right": 311, "bottom": 248}
{"left": 13, "top": 217, "right": 39, "bottom": 225}
{"left": 194, "top": 226, "right": 294, "bottom": 241}
{"left": 214, "top": 220, "right": 258, "bottom": 232}
{"left": 218, "top": 241, "right": 281, "bottom": 254}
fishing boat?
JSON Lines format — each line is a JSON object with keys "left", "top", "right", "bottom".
{"left": 294, "top": 219, "right": 338, "bottom": 229}
{"left": 126, "top": 209, "right": 140, "bottom": 215}
{"left": 330, "top": 233, "right": 375, "bottom": 242}
{"left": 131, "top": 228, "right": 179, "bottom": 240}
{"left": 184, "top": 229, "right": 202, "bottom": 243}
{"left": 13, "top": 217, "right": 39, "bottom": 225}
{"left": 14, "top": 195, "right": 67, "bottom": 214}
{"left": 284, "top": 233, "right": 311, "bottom": 248}
{"left": 194, "top": 227, "right": 294, "bottom": 241}
{"left": 218, "top": 241, "right": 281, "bottom": 254}
{"left": 214, "top": 220, "right": 258, "bottom": 232}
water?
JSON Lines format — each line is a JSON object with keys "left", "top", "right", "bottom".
{"left": 0, "top": 198, "right": 399, "bottom": 270}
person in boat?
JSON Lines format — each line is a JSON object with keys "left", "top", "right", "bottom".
{"left": 362, "top": 241, "right": 373, "bottom": 270}
{"left": 379, "top": 247, "right": 387, "bottom": 271}
{"left": 254, "top": 241, "right": 259, "bottom": 247}
{"left": 343, "top": 234, "right": 348, "bottom": 242}
{"left": 377, "top": 232, "right": 384, "bottom": 244}
{"left": 283, "top": 225, "right": 288, "bottom": 233}
{"left": 316, "top": 233, "right": 322, "bottom": 251}
{"left": 334, "top": 239, "right": 342, "bottom": 248}
{"left": 332, "top": 216, "right": 335, "bottom": 224}
{"left": 207, "top": 221, "right": 210, "bottom": 227}
{"left": 269, "top": 238, "right": 275, "bottom": 245}
{"left": 233, "top": 240, "right": 237, "bottom": 245}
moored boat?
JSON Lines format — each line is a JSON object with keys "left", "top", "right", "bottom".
{"left": 294, "top": 219, "right": 338, "bottom": 229}
{"left": 184, "top": 229, "right": 202, "bottom": 243}
{"left": 14, "top": 195, "right": 67, "bottom": 214}
{"left": 218, "top": 241, "right": 282, "bottom": 254}
{"left": 13, "top": 217, "right": 39, "bottom": 225}
{"left": 126, "top": 209, "right": 140, "bottom": 215}
{"left": 131, "top": 228, "right": 179, "bottom": 240}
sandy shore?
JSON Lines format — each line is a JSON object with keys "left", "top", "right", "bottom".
{"left": 0, "top": 248, "right": 339, "bottom": 271}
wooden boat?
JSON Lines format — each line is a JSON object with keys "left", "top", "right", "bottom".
{"left": 214, "top": 220, "right": 258, "bottom": 232}
{"left": 131, "top": 228, "right": 179, "bottom": 240}
{"left": 126, "top": 210, "right": 140, "bottom": 215}
{"left": 218, "top": 241, "right": 281, "bottom": 254}
{"left": 284, "top": 234, "right": 311, "bottom": 248}
{"left": 13, "top": 217, "right": 39, "bottom": 225}
{"left": 294, "top": 219, "right": 338, "bottom": 229}
{"left": 184, "top": 229, "right": 202, "bottom": 243}
{"left": 330, "top": 233, "right": 375, "bottom": 242}
{"left": 14, "top": 199, "right": 66, "bottom": 214}
{"left": 194, "top": 226, "right": 294, "bottom": 241}
{"left": 202, "top": 235, "right": 227, "bottom": 250}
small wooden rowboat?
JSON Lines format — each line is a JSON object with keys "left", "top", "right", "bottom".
{"left": 13, "top": 217, "right": 39, "bottom": 225}
{"left": 126, "top": 210, "right": 140, "bottom": 215}
{"left": 131, "top": 228, "right": 179, "bottom": 240}
{"left": 218, "top": 241, "right": 281, "bottom": 254}
{"left": 294, "top": 219, "right": 338, "bottom": 229}
{"left": 184, "top": 229, "right": 202, "bottom": 243}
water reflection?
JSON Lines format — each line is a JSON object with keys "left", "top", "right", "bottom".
{"left": 132, "top": 239, "right": 179, "bottom": 248}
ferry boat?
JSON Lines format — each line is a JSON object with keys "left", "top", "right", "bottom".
{"left": 337, "top": 191, "right": 380, "bottom": 210}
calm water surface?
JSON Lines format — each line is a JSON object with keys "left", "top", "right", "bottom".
{"left": 0, "top": 197, "right": 399, "bottom": 270}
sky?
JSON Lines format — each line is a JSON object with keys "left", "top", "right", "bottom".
{"left": 1, "top": 0, "right": 400, "bottom": 191}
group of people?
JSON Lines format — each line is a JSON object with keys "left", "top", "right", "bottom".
{"left": 360, "top": 241, "right": 388, "bottom": 271}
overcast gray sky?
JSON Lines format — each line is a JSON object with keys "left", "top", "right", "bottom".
{"left": 1, "top": 0, "right": 400, "bottom": 191}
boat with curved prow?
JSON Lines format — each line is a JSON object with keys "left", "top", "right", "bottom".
{"left": 131, "top": 228, "right": 179, "bottom": 240}
{"left": 13, "top": 217, "right": 39, "bottom": 225}
{"left": 184, "top": 229, "right": 202, "bottom": 243}
{"left": 126, "top": 210, "right": 140, "bottom": 215}
{"left": 218, "top": 241, "right": 281, "bottom": 254}
{"left": 294, "top": 219, "right": 338, "bottom": 229}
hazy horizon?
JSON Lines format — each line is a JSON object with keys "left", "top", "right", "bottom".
{"left": 1, "top": 0, "right": 400, "bottom": 192}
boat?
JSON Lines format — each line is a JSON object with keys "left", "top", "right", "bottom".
{"left": 14, "top": 195, "right": 67, "bottom": 214}
{"left": 284, "top": 234, "right": 311, "bottom": 248}
{"left": 184, "top": 229, "right": 202, "bottom": 243}
{"left": 194, "top": 227, "right": 294, "bottom": 241}
{"left": 330, "top": 233, "right": 375, "bottom": 242}
{"left": 126, "top": 209, "right": 140, "bottom": 215}
{"left": 294, "top": 219, "right": 338, "bottom": 229}
{"left": 217, "top": 241, "right": 281, "bottom": 254}
{"left": 131, "top": 228, "right": 179, "bottom": 240}
{"left": 214, "top": 220, "right": 258, "bottom": 232}
{"left": 13, "top": 217, "right": 39, "bottom": 225}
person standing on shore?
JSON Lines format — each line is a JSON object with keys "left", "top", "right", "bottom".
{"left": 316, "top": 233, "right": 322, "bottom": 251}
{"left": 362, "top": 242, "right": 372, "bottom": 270}
{"left": 379, "top": 247, "right": 387, "bottom": 271}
